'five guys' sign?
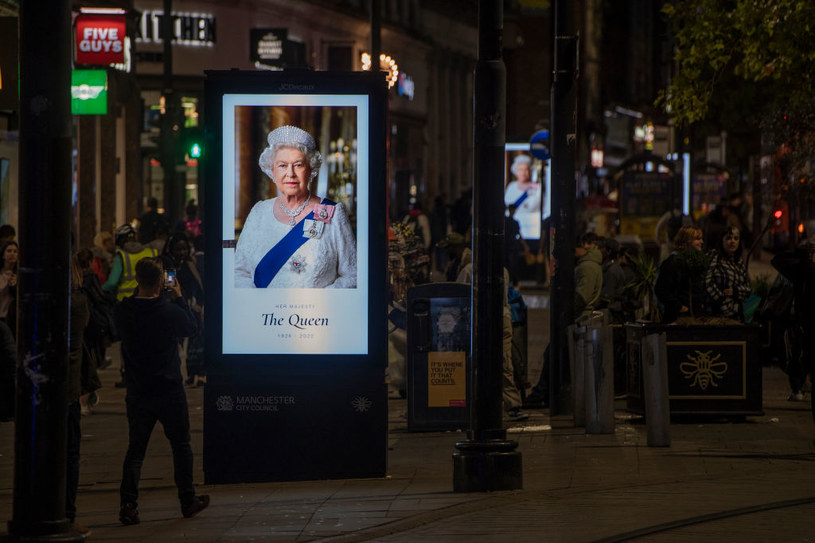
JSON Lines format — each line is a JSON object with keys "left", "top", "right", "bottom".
{"left": 75, "top": 14, "right": 125, "bottom": 65}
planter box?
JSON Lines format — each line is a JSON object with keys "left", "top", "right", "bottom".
{"left": 625, "top": 323, "right": 763, "bottom": 416}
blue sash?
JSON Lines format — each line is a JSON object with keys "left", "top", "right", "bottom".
{"left": 512, "top": 190, "right": 529, "bottom": 207}
{"left": 253, "top": 198, "right": 333, "bottom": 288}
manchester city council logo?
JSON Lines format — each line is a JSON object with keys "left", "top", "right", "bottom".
{"left": 216, "top": 395, "right": 234, "bottom": 411}
{"left": 351, "top": 396, "right": 372, "bottom": 413}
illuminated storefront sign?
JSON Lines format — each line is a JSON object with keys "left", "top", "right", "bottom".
{"left": 136, "top": 10, "right": 216, "bottom": 46}
{"left": 75, "top": 13, "right": 126, "bottom": 65}
{"left": 251, "top": 28, "right": 286, "bottom": 65}
{"left": 71, "top": 69, "right": 108, "bottom": 115}
{"left": 110, "top": 36, "right": 132, "bottom": 73}
{"left": 249, "top": 28, "right": 305, "bottom": 69}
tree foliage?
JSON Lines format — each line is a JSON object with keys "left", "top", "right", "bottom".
{"left": 659, "top": 0, "right": 815, "bottom": 128}
{"left": 659, "top": 0, "right": 815, "bottom": 191}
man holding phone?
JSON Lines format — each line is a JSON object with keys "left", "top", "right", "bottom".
{"left": 114, "top": 257, "right": 209, "bottom": 524}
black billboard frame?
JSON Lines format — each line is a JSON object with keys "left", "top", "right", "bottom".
{"left": 201, "top": 70, "right": 389, "bottom": 484}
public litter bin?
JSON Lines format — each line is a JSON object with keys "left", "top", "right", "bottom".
{"left": 406, "top": 282, "right": 471, "bottom": 432}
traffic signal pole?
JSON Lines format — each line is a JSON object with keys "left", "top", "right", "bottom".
{"left": 6, "top": 2, "right": 81, "bottom": 541}
{"left": 549, "top": 0, "right": 578, "bottom": 417}
{"left": 453, "top": 0, "right": 522, "bottom": 492}
{"left": 161, "top": 0, "right": 183, "bottom": 223}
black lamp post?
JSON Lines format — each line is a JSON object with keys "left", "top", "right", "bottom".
{"left": 453, "top": 0, "right": 523, "bottom": 493}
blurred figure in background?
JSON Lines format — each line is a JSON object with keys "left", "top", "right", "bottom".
{"left": 430, "top": 193, "right": 451, "bottom": 275}
{"left": 162, "top": 232, "right": 205, "bottom": 386}
{"left": 0, "top": 224, "right": 15, "bottom": 244}
{"left": 139, "top": 197, "right": 169, "bottom": 244}
{"left": 91, "top": 231, "right": 115, "bottom": 284}
{"left": 0, "top": 240, "right": 18, "bottom": 336}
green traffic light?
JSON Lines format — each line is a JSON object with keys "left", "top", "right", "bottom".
{"left": 190, "top": 143, "right": 202, "bottom": 158}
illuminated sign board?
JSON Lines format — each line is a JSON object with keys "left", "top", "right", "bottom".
{"left": 250, "top": 28, "right": 286, "bottom": 65}
{"left": 203, "top": 70, "right": 388, "bottom": 484}
{"left": 136, "top": 10, "right": 216, "bottom": 46}
{"left": 71, "top": 69, "right": 108, "bottom": 115}
{"left": 75, "top": 14, "right": 126, "bottom": 65}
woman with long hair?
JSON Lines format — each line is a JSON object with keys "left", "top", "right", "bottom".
{"left": 654, "top": 225, "right": 707, "bottom": 323}
{"left": 704, "top": 226, "right": 751, "bottom": 320}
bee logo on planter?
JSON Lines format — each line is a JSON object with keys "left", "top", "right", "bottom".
{"left": 680, "top": 350, "right": 728, "bottom": 390}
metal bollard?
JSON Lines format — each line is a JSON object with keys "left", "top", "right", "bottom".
{"left": 642, "top": 332, "right": 671, "bottom": 447}
{"left": 569, "top": 321, "right": 587, "bottom": 428}
{"left": 584, "top": 316, "right": 614, "bottom": 434}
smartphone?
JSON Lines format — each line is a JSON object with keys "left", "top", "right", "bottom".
{"left": 164, "top": 268, "right": 176, "bottom": 288}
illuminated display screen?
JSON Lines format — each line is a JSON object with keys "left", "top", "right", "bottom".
{"left": 220, "top": 94, "right": 369, "bottom": 355}
{"left": 504, "top": 143, "right": 549, "bottom": 241}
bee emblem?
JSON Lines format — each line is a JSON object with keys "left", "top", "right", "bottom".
{"left": 679, "top": 350, "right": 728, "bottom": 390}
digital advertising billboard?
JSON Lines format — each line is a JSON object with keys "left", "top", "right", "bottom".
{"left": 202, "top": 70, "right": 388, "bottom": 484}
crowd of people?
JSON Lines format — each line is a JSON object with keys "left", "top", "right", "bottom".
{"left": 0, "top": 198, "right": 209, "bottom": 535}
{"left": 388, "top": 185, "right": 808, "bottom": 416}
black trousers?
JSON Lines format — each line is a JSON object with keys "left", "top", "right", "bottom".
{"left": 120, "top": 386, "right": 195, "bottom": 508}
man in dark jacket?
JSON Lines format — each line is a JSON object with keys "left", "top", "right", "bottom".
{"left": 115, "top": 257, "right": 208, "bottom": 525}
{"left": 524, "top": 233, "right": 604, "bottom": 408}
{"left": 772, "top": 243, "right": 815, "bottom": 422}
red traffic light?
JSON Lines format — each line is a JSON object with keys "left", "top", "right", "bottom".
{"left": 774, "top": 210, "right": 783, "bottom": 219}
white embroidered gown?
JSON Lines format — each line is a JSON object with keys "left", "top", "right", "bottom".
{"left": 234, "top": 198, "right": 357, "bottom": 288}
{"left": 504, "top": 181, "right": 542, "bottom": 239}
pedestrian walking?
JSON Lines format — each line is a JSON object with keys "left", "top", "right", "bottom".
{"left": 772, "top": 241, "right": 815, "bottom": 423}
{"left": 114, "top": 257, "right": 208, "bottom": 525}
{"left": 66, "top": 251, "right": 93, "bottom": 536}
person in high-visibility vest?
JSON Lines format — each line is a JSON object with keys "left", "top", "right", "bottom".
{"left": 103, "top": 224, "right": 159, "bottom": 302}
{"left": 102, "top": 224, "right": 159, "bottom": 388}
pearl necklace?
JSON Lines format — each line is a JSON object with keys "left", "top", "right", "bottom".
{"left": 279, "top": 192, "right": 310, "bottom": 226}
